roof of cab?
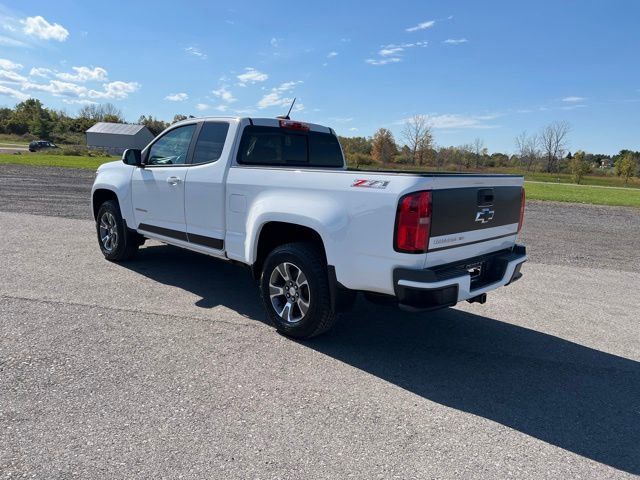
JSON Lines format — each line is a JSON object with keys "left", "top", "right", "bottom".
{"left": 174, "top": 116, "right": 333, "bottom": 134}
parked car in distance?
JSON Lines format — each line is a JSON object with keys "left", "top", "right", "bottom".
{"left": 28, "top": 140, "right": 58, "bottom": 152}
{"left": 91, "top": 116, "right": 527, "bottom": 338}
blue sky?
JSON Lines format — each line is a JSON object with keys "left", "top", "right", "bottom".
{"left": 0, "top": 1, "right": 638, "bottom": 154}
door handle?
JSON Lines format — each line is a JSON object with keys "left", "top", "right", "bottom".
{"left": 166, "top": 176, "right": 182, "bottom": 185}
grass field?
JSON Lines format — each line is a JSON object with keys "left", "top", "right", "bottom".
{"left": 1, "top": 153, "right": 639, "bottom": 208}
{"left": 0, "top": 153, "right": 114, "bottom": 170}
{"left": 503, "top": 169, "right": 640, "bottom": 189}
{"left": 524, "top": 181, "right": 640, "bottom": 207}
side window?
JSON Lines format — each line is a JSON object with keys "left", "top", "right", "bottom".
{"left": 147, "top": 124, "right": 196, "bottom": 166}
{"left": 192, "top": 122, "right": 230, "bottom": 164}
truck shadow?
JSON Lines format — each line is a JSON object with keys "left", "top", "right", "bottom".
{"left": 123, "top": 244, "right": 640, "bottom": 475}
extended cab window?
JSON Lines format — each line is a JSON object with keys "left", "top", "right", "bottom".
{"left": 192, "top": 122, "right": 230, "bottom": 164}
{"left": 147, "top": 124, "right": 196, "bottom": 166}
{"left": 237, "top": 126, "right": 343, "bottom": 168}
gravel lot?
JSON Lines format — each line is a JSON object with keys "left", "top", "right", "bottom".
{"left": 1, "top": 164, "right": 639, "bottom": 479}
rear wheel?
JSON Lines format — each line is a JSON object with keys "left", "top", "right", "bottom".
{"left": 96, "top": 200, "right": 139, "bottom": 261}
{"left": 260, "top": 243, "right": 336, "bottom": 338}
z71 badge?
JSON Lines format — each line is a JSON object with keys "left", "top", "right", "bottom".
{"left": 351, "top": 179, "right": 390, "bottom": 189}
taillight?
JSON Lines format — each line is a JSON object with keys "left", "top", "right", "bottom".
{"left": 395, "top": 191, "right": 432, "bottom": 253}
{"left": 518, "top": 187, "right": 526, "bottom": 233}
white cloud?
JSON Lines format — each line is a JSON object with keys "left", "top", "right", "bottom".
{"left": 270, "top": 37, "right": 280, "bottom": 47}
{"left": 444, "top": 38, "right": 468, "bottom": 45}
{"left": 257, "top": 81, "right": 303, "bottom": 109}
{"left": 426, "top": 114, "right": 497, "bottom": 129}
{"left": 274, "top": 81, "right": 301, "bottom": 93}
{"left": 0, "top": 58, "right": 22, "bottom": 70}
{"left": 185, "top": 46, "right": 207, "bottom": 59}
{"left": 57, "top": 66, "right": 108, "bottom": 82}
{"left": 215, "top": 105, "right": 229, "bottom": 112}
{"left": 0, "top": 69, "right": 27, "bottom": 83}
{"left": 0, "top": 36, "right": 29, "bottom": 47}
{"left": 25, "top": 79, "right": 87, "bottom": 97}
{"left": 396, "top": 113, "right": 498, "bottom": 129}
{"left": 62, "top": 98, "right": 97, "bottom": 105}
{"left": 366, "top": 57, "right": 402, "bottom": 66}
{"left": 195, "top": 103, "right": 210, "bottom": 111}
{"left": 0, "top": 84, "right": 29, "bottom": 101}
{"left": 21, "top": 16, "right": 69, "bottom": 41}
{"left": 165, "top": 92, "right": 188, "bottom": 101}
{"left": 257, "top": 92, "right": 287, "bottom": 109}
{"left": 368, "top": 42, "right": 427, "bottom": 65}
{"left": 327, "top": 51, "right": 338, "bottom": 58}
{"left": 237, "top": 67, "right": 268, "bottom": 85}
{"left": 88, "top": 81, "right": 140, "bottom": 99}
{"left": 19, "top": 76, "right": 140, "bottom": 101}
{"left": 331, "top": 117, "right": 353, "bottom": 123}
{"left": 211, "top": 86, "right": 236, "bottom": 103}
{"left": 562, "top": 96, "right": 585, "bottom": 102}
{"left": 379, "top": 47, "right": 404, "bottom": 57}
{"left": 561, "top": 104, "right": 587, "bottom": 110}
{"left": 29, "top": 67, "right": 53, "bottom": 78}
{"left": 349, "top": 127, "right": 359, "bottom": 132}
{"left": 406, "top": 20, "right": 435, "bottom": 32}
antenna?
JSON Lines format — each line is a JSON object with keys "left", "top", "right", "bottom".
{"left": 277, "top": 98, "right": 296, "bottom": 120}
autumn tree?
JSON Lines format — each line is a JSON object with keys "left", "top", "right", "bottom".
{"left": 472, "top": 137, "right": 486, "bottom": 168}
{"left": 515, "top": 131, "right": 540, "bottom": 171}
{"left": 371, "top": 128, "right": 397, "bottom": 165}
{"left": 401, "top": 114, "right": 433, "bottom": 165}
{"left": 615, "top": 152, "right": 638, "bottom": 184}
{"left": 569, "top": 150, "right": 591, "bottom": 184}
{"left": 540, "top": 121, "right": 571, "bottom": 173}
{"left": 78, "top": 103, "right": 124, "bottom": 123}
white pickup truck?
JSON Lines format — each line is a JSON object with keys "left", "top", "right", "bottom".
{"left": 91, "top": 117, "right": 527, "bottom": 338}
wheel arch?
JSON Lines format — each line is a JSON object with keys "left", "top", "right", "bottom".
{"left": 252, "top": 221, "right": 328, "bottom": 280}
{"left": 92, "top": 188, "right": 119, "bottom": 219}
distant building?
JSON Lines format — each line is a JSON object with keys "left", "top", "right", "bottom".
{"left": 600, "top": 158, "right": 614, "bottom": 169}
{"left": 86, "top": 122, "right": 155, "bottom": 155}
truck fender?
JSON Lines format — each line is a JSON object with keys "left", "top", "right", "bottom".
{"left": 91, "top": 163, "right": 135, "bottom": 225}
{"left": 244, "top": 192, "right": 349, "bottom": 267}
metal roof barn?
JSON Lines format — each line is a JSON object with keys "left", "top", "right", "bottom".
{"left": 86, "top": 122, "right": 155, "bottom": 155}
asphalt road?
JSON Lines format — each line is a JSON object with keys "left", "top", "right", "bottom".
{"left": 1, "top": 164, "right": 639, "bottom": 479}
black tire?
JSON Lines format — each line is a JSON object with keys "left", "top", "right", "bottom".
{"left": 259, "top": 242, "right": 336, "bottom": 339}
{"left": 95, "top": 200, "right": 139, "bottom": 261}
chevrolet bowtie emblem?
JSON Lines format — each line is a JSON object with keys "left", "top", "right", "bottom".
{"left": 475, "top": 208, "right": 495, "bottom": 224}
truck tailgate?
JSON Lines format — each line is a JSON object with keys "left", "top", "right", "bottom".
{"left": 421, "top": 182, "right": 524, "bottom": 268}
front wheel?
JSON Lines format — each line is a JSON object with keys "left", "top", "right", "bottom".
{"left": 95, "top": 200, "right": 139, "bottom": 261}
{"left": 259, "top": 243, "right": 336, "bottom": 339}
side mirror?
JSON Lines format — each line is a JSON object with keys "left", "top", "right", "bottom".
{"left": 122, "top": 149, "right": 142, "bottom": 167}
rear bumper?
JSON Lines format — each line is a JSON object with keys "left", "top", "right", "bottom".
{"left": 393, "top": 244, "right": 527, "bottom": 311}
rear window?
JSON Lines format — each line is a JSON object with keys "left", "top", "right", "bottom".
{"left": 237, "top": 125, "right": 343, "bottom": 168}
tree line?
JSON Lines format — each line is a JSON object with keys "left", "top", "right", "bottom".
{"left": 341, "top": 115, "right": 639, "bottom": 184}
{"left": 0, "top": 98, "right": 189, "bottom": 144}
{"left": 1, "top": 99, "right": 638, "bottom": 183}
